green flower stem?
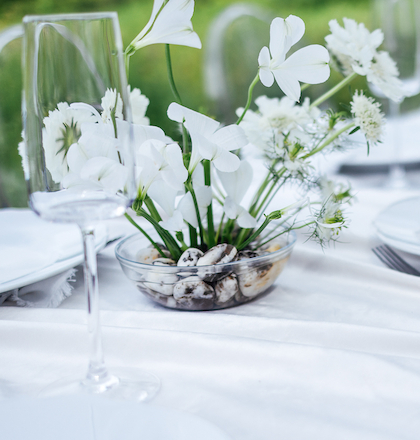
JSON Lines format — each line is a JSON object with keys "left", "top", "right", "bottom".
{"left": 310, "top": 72, "right": 358, "bottom": 109}
{"left": 236, "top": 216, "right": 272, "bottom": 251}
{"left": 138, "top": 208, "right": 182, "bottom": 260}
{"left": 124, "top": 51, "right": 131, "bottom": 81}
{"left": 189, "top": 224, "right": 198, "bottom": 248}
{"left": 165, "top": 44, "right": 183, "bottom": 104}
{"left": 303, "top": 122, "right": 355, "bottom": 159}
{"left": 214, "top": 212, "right": 225, "bottom": 244}
{"left": 222, "top": 218, "right": 235, "bottom": 244}
{"left": 203, "top": 160, "right": 215, "bottom": 248}
{"left": 256, "top": 178, "right": 287, "bottom": 221}
{"left": 234, "top": 227, "right": 251, "bottom": 247}
{"left": 249, "top": 170, "right": 272, "bottom": 214}
{"left": 186, "top": 181, "right": 205, "bottom": 248}
{"left": 165, "top": 44, "right": 190, "bottom": 154}
{"left": 144, "top": 195, "right": 162, "bottom": 222}
{"left": 256, "top": 221, "right": 316, "bottom": 250}
{"left": 253, "top": 168, "right": 286, "bottom": 218}
{"left": 124, "top": 213, "right": 167, "bottom": 258}
{"left": 236, "top": 73, "right": 260, "bottom": 125}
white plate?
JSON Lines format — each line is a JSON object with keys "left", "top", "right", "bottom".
{"left": 0, "top": 209, "right": 107, "bottom": 293}
{"left": 373, "top": 196, "right": 420, "bottom": 255}
{"left": 0, "top": 395, "right": 232, "bottom": 440}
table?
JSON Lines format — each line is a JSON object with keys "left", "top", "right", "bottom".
{"left": 1, "top": 180, "right": 420, "bottom": 440}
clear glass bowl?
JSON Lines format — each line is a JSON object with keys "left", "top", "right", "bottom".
{"left": 115, "top": 229, "right": 297, "bottom": 311}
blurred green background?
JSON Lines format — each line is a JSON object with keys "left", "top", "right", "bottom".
{"left": 0, "top": 0, "right": 371, "bottom": 207}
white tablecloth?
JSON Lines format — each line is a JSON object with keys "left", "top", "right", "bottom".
{"left": 1, "top": 181, "right": 420, "bottom": 440}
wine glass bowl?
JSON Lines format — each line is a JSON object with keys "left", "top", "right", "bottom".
{"left": 21, "top": 12, "right": 159, "bottom": 400}
{"left": 369, "top": 0, "right": 420, "bottom": 187}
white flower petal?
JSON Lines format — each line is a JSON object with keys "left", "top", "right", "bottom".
{"left": 159, "top": 210, "right": 185, "bottom": 233}
{"left": 148, "top": 180, "right": 178, "bottom": 215}
{"left": 217, "top": 160, "right": 253, "bottom": 204}
{"left": 237, "top": 208, "right": 257, "bottom": 228}
{"left": 210, "top": 125, "right": 249, "bottom": 151}
{"left": 281, "top": 45, "right": 330, "bottom": 84}
{"left": 178, "top": 192, "right": 198, "bottom": 228}
{"left": 212, "top": 148, "right": 241, "bottom": 172}
{"left": 272, "top": 69, "right": 302, "bottom": 102}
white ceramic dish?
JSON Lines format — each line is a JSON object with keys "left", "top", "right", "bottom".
{"left": 373, "top": 196, "right": 420, "bottom": 255}
{"left": 0, "top": 395, "right": 232, "bottom": 440}
{"left": 0, "top": 209, "right": 107, "bottom": 293}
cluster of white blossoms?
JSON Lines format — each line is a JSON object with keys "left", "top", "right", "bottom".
{"left": 325, "top": 18, "right": 405, "bottom": 102}
{"left": 21, "top": 0, "right": 406, "bottom": 253}
{"left": 350, "top": 91, "right": 385, "bottom": 144}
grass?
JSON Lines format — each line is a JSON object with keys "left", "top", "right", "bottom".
{"left": 0, "top": 0, "right": 370, "bottom": 207}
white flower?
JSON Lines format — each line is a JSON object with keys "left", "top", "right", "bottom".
{"left": 17, "top": 132, "right": 29, "bottom": 179}
{"left": 42, "top": 102, "right": 98, "bottom": 183}
{"left": 258, "top": 15, "right": 330, "bottom": 102}
{"left": 325, "top": 18, "right": 405, "bottom": 102}
{"left": 128, "top": 0, "right": 201, "bottom": 52}
{"left": 61, "top": 123, "right": 128, "bottom": 193}
{"left": 354, "top": 51, "right": 406, "bottom": 102}
{"left": 129, "top": 87, "right": 150, "bottom": 125}
{"left": 167, "top": 102, "right": 248, "bottom": 173}
{"left": 325, "top": 18, "right": 383, "bottom": 75}
{"left": 311, "top": 199, "right": 346, "bottom": 243}
{"left": 236, "top": 95, "right": 318, "bottom": 153}
{"left": 135, "top": 138, "right": 188, "bottom": 196}
{"left": 217, "top": 160, "right": 256, "bottom": 228}
{"left": 350, "top": 91, "right": 385, "bottom": 144}
{"left": 101, "top": 89, "right": 123, "bottom": 123}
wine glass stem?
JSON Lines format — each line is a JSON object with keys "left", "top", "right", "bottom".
{"left": 388, "top": 100, "right": 407, "bottom": 186}
{"left": 80, "top": 227, "right": 114, "bottom": 389}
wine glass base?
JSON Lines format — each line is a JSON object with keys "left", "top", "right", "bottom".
{"left": 38, "top": 368, "right": 160, "bottom": 402}
{"left": 384, "top": 165, "right": 412, "bottom": 189}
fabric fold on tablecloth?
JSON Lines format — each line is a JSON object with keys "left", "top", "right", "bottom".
{"left": 0, "top": 269, "right": 77, "bottom": 308}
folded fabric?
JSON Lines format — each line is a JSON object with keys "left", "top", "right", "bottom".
{"left": 0, "top": 209, "right": 82, "bottom": 285}
{"left": 0, "top": 268, "right": 77, "bottom": 308}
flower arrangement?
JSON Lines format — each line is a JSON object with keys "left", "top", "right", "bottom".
{"left": 23, "top": 1, "right": 406, "bottom": 266}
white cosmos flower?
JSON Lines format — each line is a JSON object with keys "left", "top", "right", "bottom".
{"left": 167, "top": 102, "right": 248, "bottom": 173}
{"left": 350, "top": 91, "right": 385, "bottom": 144}
{"left": 217, "top": 160, "right": 256, "bottom": 228}
{"left": 258, "top": 15, "right": 330, "bottom": 102}
{"left": 42, "top": 102, "right": 98, "bottom": 183}
{"left": 128, "top": 0, "right": 201, "bottom": 51}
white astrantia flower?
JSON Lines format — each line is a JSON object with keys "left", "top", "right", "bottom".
{"left": 167, "top": 102, "right": 248, "bottom": 173}
{"left": 101, "top": 89, "right": 123, "bottom": 123}
{"left": 258, "top": 15, "right": 330, "bottom": 102}
{"left": 42, "top": 102, "right": 98, "bottom": 183}
{"left": 325, "top": 18, "right": 405, "bottom": 102}
{"left": 217, "top": 160, "right": 256, "bottom": 228}
{"left": 129, "top": 87, "right": 150, "bottom": 125}
{"left": 350, "top": 91, "right": 385, "bottom": 144}
{"left": 127, "top": 0, "right": 201, "bottom": 52}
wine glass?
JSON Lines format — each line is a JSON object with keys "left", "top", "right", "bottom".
{"left": 370, "top": 0, "right": 420, "bottom": 188}
{"left": 21, "top": 12, "right": 159, "bottom": 400}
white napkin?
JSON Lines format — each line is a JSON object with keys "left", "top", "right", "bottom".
{"left": 0, "top": 209, "right": 82, "bottom": 285}
{"left": 0, "top": 268, "right": 77, "bottom": 308}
